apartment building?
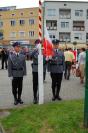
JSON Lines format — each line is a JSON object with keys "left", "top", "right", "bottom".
{"left": 0, "top": 6, "right": 39, "bottom": 46}
{"left": 44, "top": 0, "right": 88, "bottom": 45}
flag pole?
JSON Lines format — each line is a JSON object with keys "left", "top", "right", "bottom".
{"left": 38, "top": 0, "right": 44, "bottom": 104}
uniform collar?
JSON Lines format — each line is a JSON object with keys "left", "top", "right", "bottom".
{"left": 15, "top": 52, "right": 19, "bottom": 56}
{"left": 55, "top": 49, "right": 58, "bottom": 52}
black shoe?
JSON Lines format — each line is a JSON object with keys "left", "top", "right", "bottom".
{"left": 18, "top": 99, "right": 23, "bottom": 104}
{"left": 52, "top": 97, "right": 56, "bottom": 101}
{"left": 33, "top": 99, "right": 38, "bottom": 104}
{"left": 56, "top": 96, "right": 62, "bottom": 101}
{"left": 67, "top": 77, "right": 69, "bottom": 80}
{"left": 14, "top": 99, "right": 18, "bottom": 105}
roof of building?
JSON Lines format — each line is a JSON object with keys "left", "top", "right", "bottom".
{"left": 44, "top": 0, "right": 88, "bottom": 3}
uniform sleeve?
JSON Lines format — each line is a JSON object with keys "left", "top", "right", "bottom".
{"left": 8, "top": 55, "right": 13, "bottom": 77}
{"left": 23, "top": 57, "right": 27, "bottom": 76}
{"left": 29, "top": 50, "right": 36, "bottom": 59}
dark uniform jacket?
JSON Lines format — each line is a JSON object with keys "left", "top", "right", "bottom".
{"left": 30, "top": 49, "right": 46, "bottom": 72}
{"left": 8, "top": 52, "right": 27, "bottom": 77}
{"left": 48, "top": 49, "right": 65, "bottom": 73}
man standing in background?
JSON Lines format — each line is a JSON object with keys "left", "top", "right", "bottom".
{"left": 64, "top": 48, "right": 75, "bottom": 80}
{"left": 1, "top": 48, "right": 8, "bottom": 69}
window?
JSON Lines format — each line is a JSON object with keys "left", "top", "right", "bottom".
{"left": 11, "top": 20, "right": 16, "bottom": 26}
{"left": 47, "top": 9, "right": 56, "bottom": 16}
{"left": 19, "top": 20, "right": 25, "bottom": 25}
{"left": 19, "top": 31, "right": 25, "bottom": 37}
{"left": 75, "top": 10, "right": 83, "bottom": 17}
{"left": 87, "top": 10, "right": 88, "bottom": 19}
{"left": 86, "top": 33, "right": 88, "bottom": 39}
{"left": 29, "top": 19, "right": 34, "bottom": 25}
{"left": 86, "top": 33, "right": 88, "bottom": 42}
{"left": 10, "top": 32, "right": 16, "bottom": 38}
{"left": 0, "top": 21, "right": 3, "bottom": 27}
{"left": 74, "top": 33, "right": 82, "bottom": 40}
{"left": 59, "top": 32, "right": 71, "bottom": 42}
{"left": 29, "top": 31, "right": 34, "bottom": 37}
{"left": 0, "top": 32, "right": 3, "bottom": 40}
{"left": 21, "top": 13, "right": 23, "bottom": 15}
{"left": 46, "top": 20, "right": 57, "bottom": 30}
{"left": 61, "top": 22, "right": 69, "bottom": 28}
{"left": 12, "top": 14, "right": 15, "bottom": 16}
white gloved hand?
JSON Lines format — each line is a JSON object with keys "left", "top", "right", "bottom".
{"left": 10, "top": 77, "right": 13, "bottom": 80}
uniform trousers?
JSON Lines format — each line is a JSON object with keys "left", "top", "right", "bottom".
{"left": 32, "top": 72, "right": 38, "bottom": 100}
{"left": 64, "top": 61, "right": 72, "bottom": 80}
{"left": 1, "top": 58, "right": 8, "bottom": 69}
{"left": 12, "top": 77, "right": 23, "bottom": 100}
{"left": 50, "top": 73, "right": 63, "bottom": 98}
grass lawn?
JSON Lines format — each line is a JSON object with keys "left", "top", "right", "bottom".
{"left": 0, "top": 100, "right": 88, "bottom": 133}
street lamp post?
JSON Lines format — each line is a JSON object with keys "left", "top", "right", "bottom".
{"left": 84, "top": 50, "right": 88, "bottom": 127}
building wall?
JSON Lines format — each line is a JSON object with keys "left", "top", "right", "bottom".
{"left": 0, "top": 7, "right": 40, "bottom": 45}
{"left": 44, "top": 1, "right": 88, "bottom": 44}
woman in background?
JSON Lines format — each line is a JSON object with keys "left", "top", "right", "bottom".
{"left": 78, "top": 48, "right": 86, "bottom": 84}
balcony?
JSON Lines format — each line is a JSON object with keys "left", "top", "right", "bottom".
{"left": 47, "top": 26, "right": 57, "bottom": 30}
{"left": 59, "top": 9, "right": 71, "bottom": 19}
{"left": 73, "top": 26, "right": 85, "bottom": 31}
{"left": 60, "top": 38, "right": 71, "bottom": 42}
{"left": 73, "top": 21, "right": 85, "bottom": 31}
{"left": 60, "top": 15, "right": 71, "bottom": 19}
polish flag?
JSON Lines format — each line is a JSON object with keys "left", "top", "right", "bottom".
{"left": 43, "top": 26, "right": 54, "bottom": 58}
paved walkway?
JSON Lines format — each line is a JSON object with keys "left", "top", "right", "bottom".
{"left": 0, "top": 61, "right": 84, "bottom": 109}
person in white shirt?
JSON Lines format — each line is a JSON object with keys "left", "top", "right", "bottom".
{"left": 78, "top": 48, "right": 86, "bottom": 84}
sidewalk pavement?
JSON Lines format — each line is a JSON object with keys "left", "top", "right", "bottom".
{"left": 0, "top": 61, "right": 84, "bottom": 109}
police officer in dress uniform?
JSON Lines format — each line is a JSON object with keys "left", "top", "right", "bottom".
{"left": 48, "top": 39, "right": 65, "bottom": 101}
{"left": 29, "top": 39, "right": 46, "bottom": 104}
{"left": 8, "top": 42, "right": 27, "bottom": 105}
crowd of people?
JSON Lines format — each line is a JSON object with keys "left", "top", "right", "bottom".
{"left": 0, "top": 41, "right": 87, "bottom": 105}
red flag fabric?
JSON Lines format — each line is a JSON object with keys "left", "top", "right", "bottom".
{"left": 71, "top": 50, "right": 77, "bottom": 61}
{"left": 43, "top": 27, "right": 54, "bottom": 58}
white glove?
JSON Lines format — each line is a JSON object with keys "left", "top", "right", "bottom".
{"left": 10, "top": 77, "right": 13, "bottom": 80}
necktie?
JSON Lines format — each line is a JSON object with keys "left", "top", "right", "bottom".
{"left": 56, "top": 49, "right": 58, "bottom": 53}
{"left": 17, "top": 53, "right": 19, "bottom": 57}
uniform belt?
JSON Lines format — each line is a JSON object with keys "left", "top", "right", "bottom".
{"left": 12, "top": 68, "right": 23, "bottom": 70}
{"left": 33, "top": 64, "right": 38, "bottom": 65}
{"left": 51, "top": 64, "right": 63, "bottom": 65}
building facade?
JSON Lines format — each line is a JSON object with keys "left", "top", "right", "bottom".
{"left": 0, "top": 6, "right": 39, "bottom": 46}
{"left": 44, "top": 1, "right": 88, "bottom": 45}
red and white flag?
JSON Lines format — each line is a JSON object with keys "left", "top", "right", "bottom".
{"left": 43, "top": 27, "right": 54, "bottom": 59}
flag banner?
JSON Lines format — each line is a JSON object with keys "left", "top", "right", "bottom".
{"left": 43, "top": 26, "right": 54, "bottom": 59}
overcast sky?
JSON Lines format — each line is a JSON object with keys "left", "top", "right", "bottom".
{"left": 0, "top": 0, "right": 88, "bottom": 8}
